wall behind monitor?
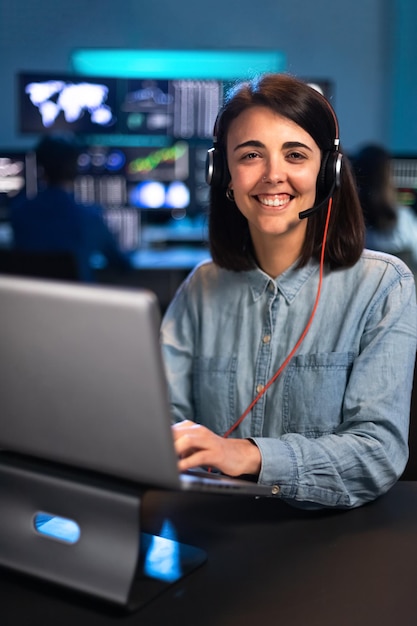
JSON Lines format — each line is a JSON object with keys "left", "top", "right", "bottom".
{"left": 387, "top": 0, "right": 417, "bottom": 154}
{"left": 0, "top": 0, "right": 412, "bottom": 154}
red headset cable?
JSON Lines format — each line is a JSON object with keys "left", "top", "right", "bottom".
{"left": 222, "top": 196, "right": 333, "bottom": 439}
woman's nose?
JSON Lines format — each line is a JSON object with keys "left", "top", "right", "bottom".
{"left": 262, "top": 159, "right": 285, "bottom": 183}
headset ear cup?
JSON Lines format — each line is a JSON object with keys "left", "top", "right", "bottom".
{"left": 317, "top": 151, "right": 331, "bottom": 201}
{"left": 334, "top": 152, "right": 343, "bottom": 188}
{"left": 316, "top": 151, "right": 343, "bottom": 201}
{"left": 205, "top": 147, "right": 230, "bottom": 188}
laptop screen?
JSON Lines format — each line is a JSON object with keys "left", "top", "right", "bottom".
{"left": 0, "top": 275, "right": 182, "bottom": 490}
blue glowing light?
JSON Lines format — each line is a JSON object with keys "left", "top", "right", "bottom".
{"left": 165, "top": 181, "right": 190, "bottom": 209}
{"left": 129, "top": 180, "right": 189, "bottom": 209}
{"left": 132, "top": 181, "right": 165, "bottom": 208}
{"left": 143, "top": 520, "right": 182, "bottom": 583}
{"left": 105, "top": 149, "right": 126, "bottom": 171}
{"left": 34, "top": 512, "right": 81, "bottom": 544}
{"left": 71, "top": 49, "right": 286, "bottom": 80}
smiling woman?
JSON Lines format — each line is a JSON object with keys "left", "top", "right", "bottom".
{"left": 207, "top": 74, "right": 359, "bottom": 272}
{"left": 226, "top": 107, "right": 320, "bottom": 276}
{"left": 161, "top": 73, "right": 417, "bottom": 510}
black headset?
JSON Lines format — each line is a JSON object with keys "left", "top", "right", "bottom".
{"left": 205, "top": 95, "right": 343, "bottom": 220}
{"left": 300, "top": 143, "right": 343, "bottom": 219}
{"left": 205, "top": 107, "right": 230, "bottom": 189}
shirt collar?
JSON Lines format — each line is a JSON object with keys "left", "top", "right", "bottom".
{"left": 247, "top": 258, "right": 319, "bottom": 304}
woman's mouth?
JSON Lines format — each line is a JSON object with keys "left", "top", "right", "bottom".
{"left": 256, "top": 193, "right": 293, "bottom": 208}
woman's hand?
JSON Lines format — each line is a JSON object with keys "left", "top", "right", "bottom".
{"left": 172, "top": 420, "right": 261, "bottom": 477}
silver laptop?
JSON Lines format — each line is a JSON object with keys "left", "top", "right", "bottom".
{"left": 0, "top": 275, "right": 274, "bottom": 497}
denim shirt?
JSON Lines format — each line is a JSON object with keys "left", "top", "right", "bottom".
{"left": 161, "top": 249, "right": 417, "bottom": 509}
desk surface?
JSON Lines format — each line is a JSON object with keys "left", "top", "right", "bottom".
{"left": 2, "top": 482, "right": 417, "bottom": 626}
{"left": 130, "top": 246, "right": 211, "bottom": 270}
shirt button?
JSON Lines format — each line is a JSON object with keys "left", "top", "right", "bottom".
{"left": 271, "top": 485, "right": 280, "bottom": 495}
{"left": 262, "top": 334, "right": 271, "bottom": 344}
{"left": 256, "top": 384, "right": 264, "bottom": 393}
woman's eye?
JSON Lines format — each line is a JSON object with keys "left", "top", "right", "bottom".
{"left": 242, "top": 152, "right": 260, "bottom": 160}
{"left": 287, "top": 151, "right": 306, "bottom": 161}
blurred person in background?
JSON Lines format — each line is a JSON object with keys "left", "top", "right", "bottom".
{"left": 10, "top": 134, "right": 133, "bottom": 282}
{"left": 353, "top": 144, "right": 417, "bottom": 273}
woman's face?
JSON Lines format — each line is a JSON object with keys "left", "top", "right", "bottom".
{"left": 226, "top": 105, "right": 322, "bottom": 253}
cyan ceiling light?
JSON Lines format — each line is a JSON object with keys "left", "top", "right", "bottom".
{"left": 71, "top": 49, "right": 286, "bottom": 79}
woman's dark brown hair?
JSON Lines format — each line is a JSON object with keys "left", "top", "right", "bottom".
{"left": 208, "top": 73, "right": 365, "bottom": 271}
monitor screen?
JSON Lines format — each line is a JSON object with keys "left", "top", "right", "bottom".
{"left": 18, "top": 72, "right": 223, "bottom": 140}
{"left": 18, "top": 72, "right": 119, "bottom": 134}
{"left": 391, "top": 155, "right": 417, "bottom": 212}
{"left": 0, "top": 150, "right": 37, "bottom": 217}
{"left": 17, "top": 71, "right": 223, "bottom": 246}
{"left": 302, "top": 78, "right": 334, "bottom": 101}
{"left": 74, "top": 142, "right": 210, "bottom": 217}
{"left": 73, "top": 141, "right": 210, "bottom": 247}
{"left": 120, "top": 78, "right": 222, "bottom": 139}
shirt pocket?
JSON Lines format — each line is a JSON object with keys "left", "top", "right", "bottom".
{"left": 281, "top": 352, "right": 355, "bottom": 437}
{"left": 193, "top": 356, "right": 237, "bottom": 433}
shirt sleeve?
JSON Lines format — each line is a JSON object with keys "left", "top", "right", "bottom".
{"left": 253, "top": 272, "right": 417, "bottom": 509}
{"left": 161, "top": 278, "right": 197, "bottom": 423}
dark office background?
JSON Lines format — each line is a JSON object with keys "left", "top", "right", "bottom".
{"left": 0, "top": 0, "right": 416, "bottom": 154}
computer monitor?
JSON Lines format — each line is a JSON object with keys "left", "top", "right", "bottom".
{"left": 18, "top": 72, "right": 119, "bottom": 135}
{"left": 302, "top": 78, "right": 334, "bottom": 101}
{"left": 18, "top": 72, "right": 223, "bottom": 141}
{"left": 18, "top": 72, "right": 224, "bottom": 245}
{"left": 74, "top": 142, "right": 210, "bottom": 244}
{"left": 391, "top": 155, "right": 417, "bottom": 212}
{"left": 120, "top": 78, "right": 222, "bottom": 139}
{"left": 0, "top": 150, "right": 37, "bottom": 219}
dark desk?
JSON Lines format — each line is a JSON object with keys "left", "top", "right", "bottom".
{"left": 2, "top": 482, "right": 417, "bottom": 626}
{"left": 97, "top": 246, "right": 211, "bottom": 312}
